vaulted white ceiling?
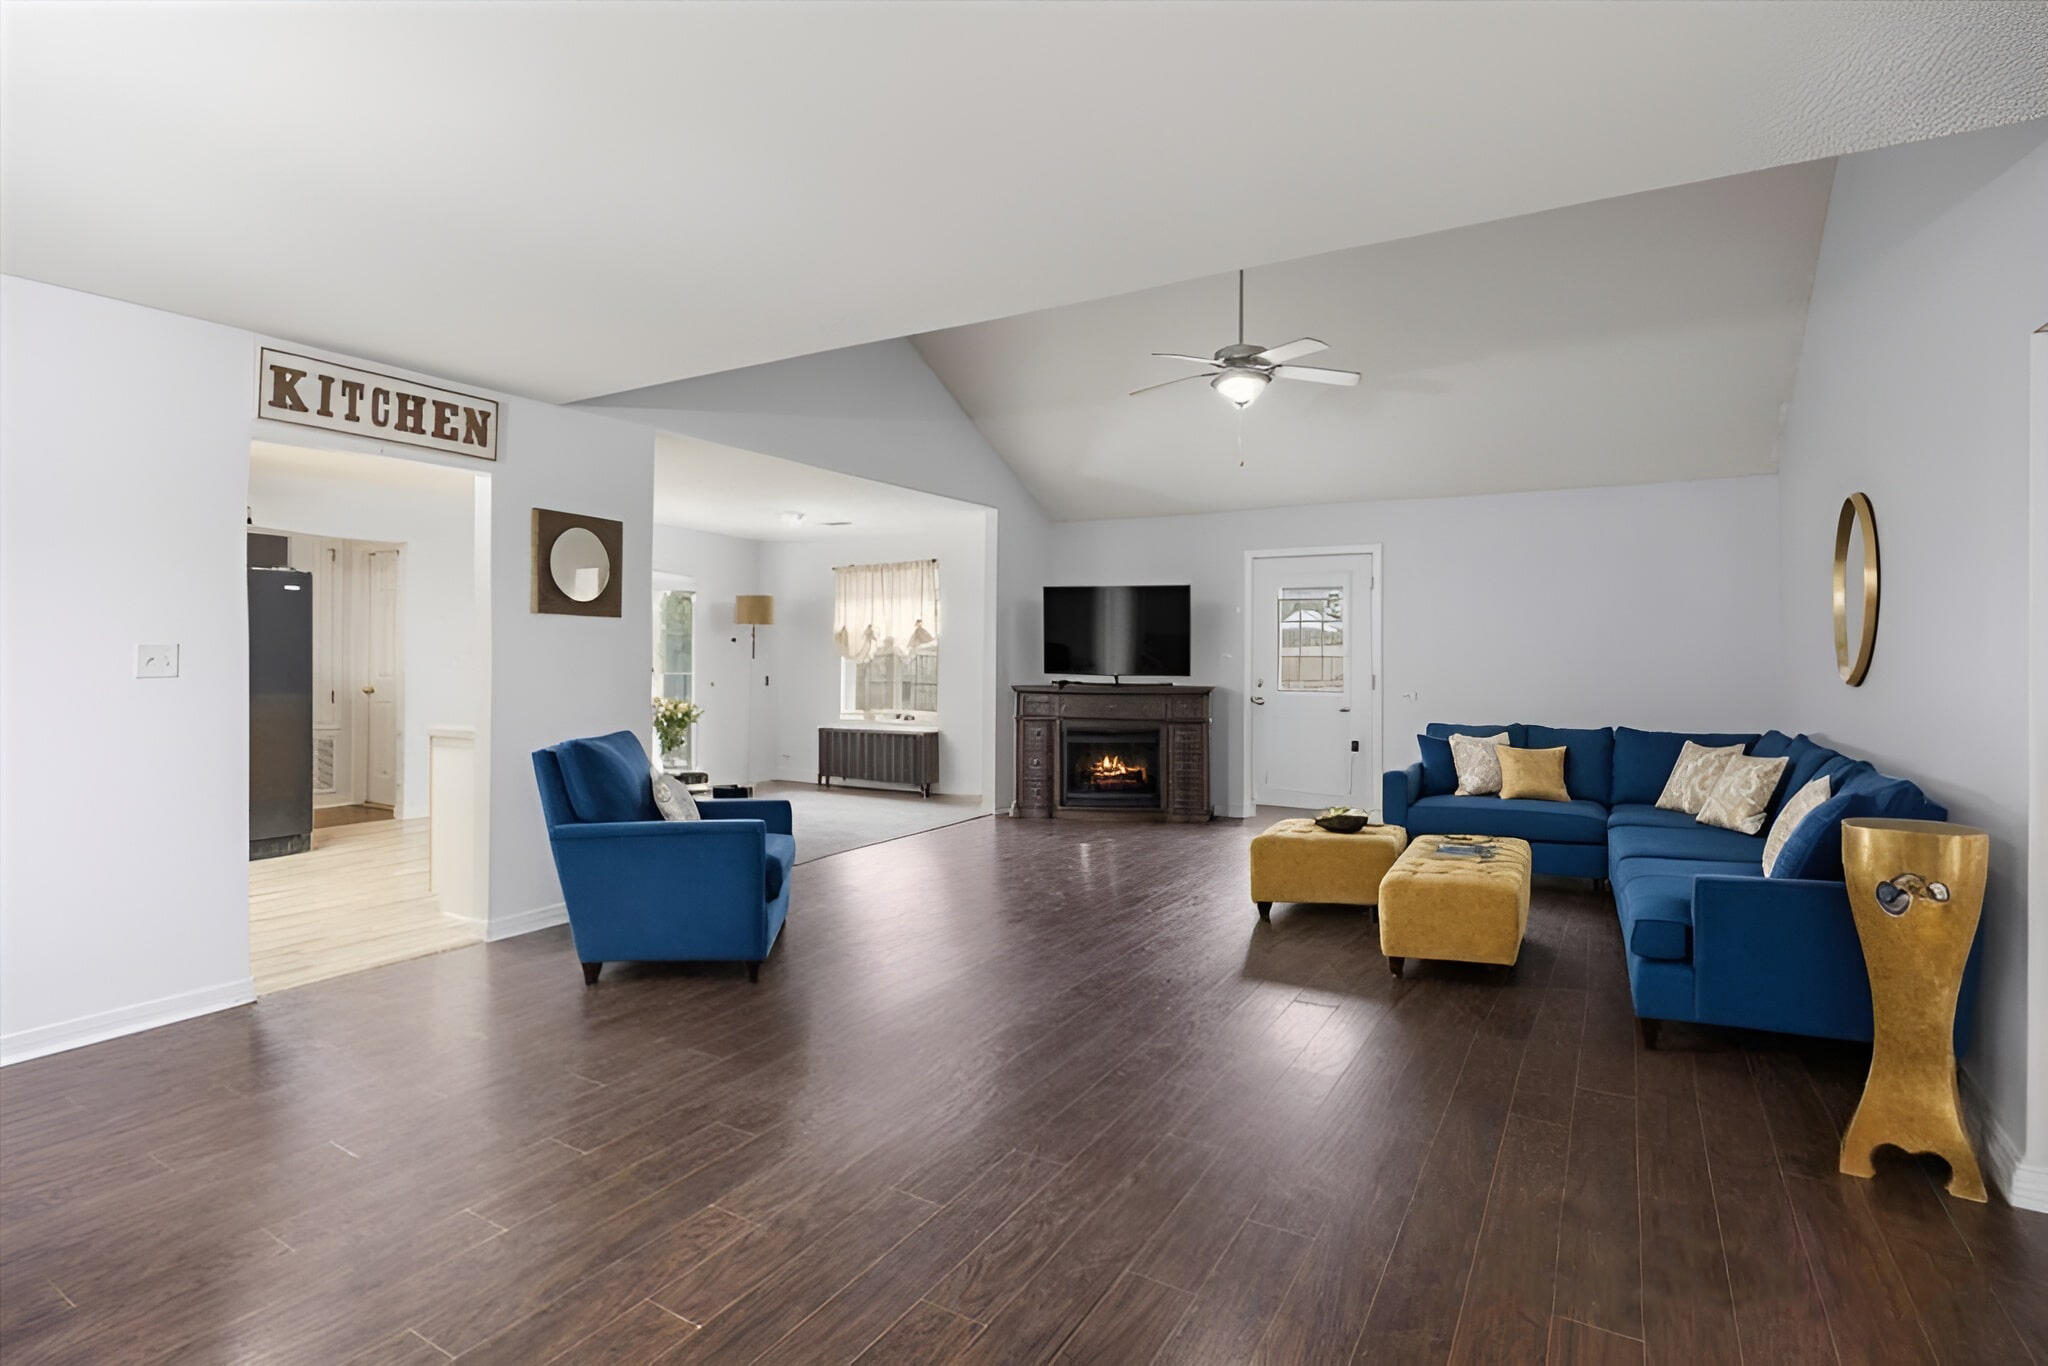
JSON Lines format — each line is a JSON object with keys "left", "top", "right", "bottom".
{"left": 654, "top": 434, "right": 986, "bottom": 541}
{"left": 4, "top": 3, "right": 2043, "bottom": 404}
{"left": 913, "top": 160, "right": 1840, "bottom": 518}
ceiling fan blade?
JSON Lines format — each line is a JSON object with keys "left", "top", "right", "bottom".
{"left": 1254, "top": 338, "right": 1328, "bottom": 364}
{"left": 1272, "top": 364, "right": 1361, "bottom": 387}
{"left": 1150, "top": 352, "right": 1222, "bottom": 366}
{"left": 1128, "top": 371, "right": 1214, "bottom": 397}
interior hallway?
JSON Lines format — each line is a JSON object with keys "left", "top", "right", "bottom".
{"left": 248, "top": 817, "right": 480, "bottom": 995}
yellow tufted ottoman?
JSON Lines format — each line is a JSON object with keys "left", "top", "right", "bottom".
{"left": 1378, "top": 835, "right": 1532, "bottom": 976}
{"left": 1248, "top": 819, "right": 1408, "bottom": 920}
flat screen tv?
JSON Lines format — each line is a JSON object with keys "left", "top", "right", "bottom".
{"left": 1043, "top": 585, "right": 1192, "bottom": 679}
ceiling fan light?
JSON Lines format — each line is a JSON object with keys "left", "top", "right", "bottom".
{"left": 1211, "top": 369, "right": 1268, "bottom": 407}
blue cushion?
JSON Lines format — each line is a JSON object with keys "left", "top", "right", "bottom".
{"left": 1416, "top": 734, "right": 1457, "bottom": 796}
{"left": 1613, "top": 855, "right": 1766, "bottom": 896}
{"left": 555, "top": 731, "right": 660, "bottom": 824}
{"left": 1419, "top": 725, "right": 1520, "bottom": 795}
{"left": 1405, "top": 795, "right": 1608, "bottom": 844}
{"left": 1611, "top": 728, "right": 1761, "bottom": 806}
{"left": 1522, "top": 725, "right": 1615, "bottom": 805}
{"left": 1609, "top": 822, "right": 1767, "bottom": 868}
{"left": 1606, "top": 804, "right": 1702, "bottom": 831}
{"left": 1769, "top": 790, "right": 1879, "bottom": 881}
{"left": 1616, "top": 875, "right": 1696, "bottom": 962}
{"left": 1780, "top": 736, "right": 1840, "bottom": 800}
{"left": 764, "top": 832, "right": 795, "bottom": 899}
{"left": 1836, "top": 769, "right": 1946, "bottom": 821}
{"left": 1751, "top": 730, "right": 1797, "bottom": 760}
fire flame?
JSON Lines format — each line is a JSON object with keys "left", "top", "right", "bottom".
{"left": 1089, "top": 754, "right": 1148, "bottom": 783}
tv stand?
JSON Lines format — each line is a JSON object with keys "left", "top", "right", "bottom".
{"left": 1013, "top": 683, "right": 1211, "bottom": 822}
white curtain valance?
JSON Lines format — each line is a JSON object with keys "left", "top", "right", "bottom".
{"left": 833, "top": 559, "right": 939, "bottom": 664}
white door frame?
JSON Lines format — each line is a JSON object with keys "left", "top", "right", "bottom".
{"left": 1242, "top": 544, "right": 1384, "bottom": 818}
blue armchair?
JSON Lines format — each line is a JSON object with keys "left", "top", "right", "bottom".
{"left": 532, "top": 731, "right": 793, "bottom": 984}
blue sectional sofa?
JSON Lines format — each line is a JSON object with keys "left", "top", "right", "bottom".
{"left": 1383, "top": 724, "right": 1983, "bottom": 1048}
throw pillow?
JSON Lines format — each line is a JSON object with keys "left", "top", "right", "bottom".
{"left": 1416, "top": 733, "right": 1458, "bottom": 795}
{"left": 1697, "top": 753, "right": 1790, "bottom": 834}
{"left": 1450, "top": 732, "right": 1510, "bottom": 796}
{"left": 1762, "top": 775, "right": 1830, "bottom": 876}
{"left": 1498, "top": 746, "right": 1570, "bottom": 802}
{"left": 1655, "top": 740, "right": 1745, "bottom": 815}
{"left": 650, "top": 765, "right": 701, "bottom": 821}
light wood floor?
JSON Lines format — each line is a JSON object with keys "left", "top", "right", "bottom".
{"left": 248, "top": 817, "right": 481, "bottom": 995}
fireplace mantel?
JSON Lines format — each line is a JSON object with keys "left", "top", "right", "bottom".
{"left": 1012, "top": 683, "right": 1212, "bottom": 822}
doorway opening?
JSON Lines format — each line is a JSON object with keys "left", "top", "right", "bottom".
{"left": 245, "top": 440, "right": 490, "bottom": 995}
{"left": 1244, "top": 546, "right": 1383, "bottom": 815}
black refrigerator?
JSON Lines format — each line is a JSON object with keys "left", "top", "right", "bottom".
{"left": 249, "top": 565, "right": 314, "bottom": 860}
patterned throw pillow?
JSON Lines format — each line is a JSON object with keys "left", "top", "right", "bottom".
{"left": 1697, "top": 754, "right": 1790, "bottom": 834}
{"left": 1497, "top": 746, "right": 1570, "bottom": 802}
{"left": 1655, "top": 741, "right": 1745, "bottom": 815}
{"left": 1762, "top": 775, "right": 1831, "bottom": 875}
{"left": 650, "top": 765, "right": 700, "bottom": 821}
{"left": 1450, "top": 732, "right": 1510, "bottom": 796}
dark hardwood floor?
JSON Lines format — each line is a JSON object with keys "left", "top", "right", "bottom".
{"left": 2, "top": 814, "right": 2042, "bottom": 1364}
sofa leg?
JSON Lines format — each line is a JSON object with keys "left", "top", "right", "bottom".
{"left": 1638, "top": 1018, "right": 1660, "bottom": 1050}
{"left": 581, "top": 961, "right": 601, "bottom": 986}
{"left": 1256, "top": 901, "right": 1271, "bottom": 920}
{"left": 1387, "top": 956, "right": 1403, "bottom": 979}
{"left": 747, "top": 961, "right": 761, "bottom": 984}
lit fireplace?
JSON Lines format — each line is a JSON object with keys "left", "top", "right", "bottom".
{"left": 1063, "top": 729, "right": 1163, "bottom": 809}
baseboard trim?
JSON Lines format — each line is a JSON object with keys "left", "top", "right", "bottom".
{"left": 488, "top": 900, "right": 568, "bottom": 942}
{"left": 1960, "top": 1067, "right": 2046, "bottom": 1210}
{"left": 0, "top": 977, "right": 256, "bottom": 1067}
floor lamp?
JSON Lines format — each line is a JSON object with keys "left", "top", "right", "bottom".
{"left": 735, "top": 595, "right": 774, "bottom": 658}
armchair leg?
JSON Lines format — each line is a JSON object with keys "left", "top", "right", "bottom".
{"left": 1638, "top": 1018, "right": 1660, "bottom": 1050}
{"left": 747, "top": 961, "right": 761, "bottom": 984}
{"left": 581, "top": 961, "right": 601, "bottom": 986}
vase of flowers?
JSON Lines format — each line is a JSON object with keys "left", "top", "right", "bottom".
{"left": 653, "top": 697, "right": 704, "bottom": 767}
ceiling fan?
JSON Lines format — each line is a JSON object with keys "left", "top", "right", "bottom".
{"left": 1131, "top": 269, "right": 1360, "bottom": 407}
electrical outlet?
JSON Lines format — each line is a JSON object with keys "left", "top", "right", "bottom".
{"left": 136, "top": 644, "right": 180, "bottom": 678}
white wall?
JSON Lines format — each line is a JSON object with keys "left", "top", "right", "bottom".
{"left": 249, "top": 451, "right": 484, "bottom": 819}
{"left": 650, "top": 523, "right": 764, "bottom": 784}
{"left": 1050, "top": 475, "right": 1789, "bottom": 818}
{"left": 581, "top": 339, "right": 1051, "bottom": 802}
{"left": 0, "top": 276, "right": 655, "bottom": 1060}
{"left": 1773, "top": 121, "right": 2047, "bottom": 1185}
{"left": 754, "top": 517, "right": 994, "bottom": 796}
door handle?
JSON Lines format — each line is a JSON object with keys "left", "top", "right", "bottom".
{"left": 361, "top": 684, "right": 376, "bottom": 695}
{"left": 1338, "top": 706, "right": 1351, "bottom": 713}
{"left": 1250, "top": 696, "right": 1265, "bottom": 705}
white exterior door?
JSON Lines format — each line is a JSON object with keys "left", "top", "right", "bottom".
{"left": 1249, "top": 552, "right": 1376, "bottom": 811}
{"left": 363, "top": 547, "right": 403, "bottom": 808}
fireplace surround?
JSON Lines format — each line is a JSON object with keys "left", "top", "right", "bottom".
{"left": 1013, "top": 683, "right": 1212, "bottom": 822}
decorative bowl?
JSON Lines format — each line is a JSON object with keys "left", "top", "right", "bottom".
{"left": 1313, "top": 808, "right": 1374, "bottom": 834}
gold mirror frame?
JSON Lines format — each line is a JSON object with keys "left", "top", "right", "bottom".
{"left": 1833, "top": 492, "right": 1879, "bottom": 686}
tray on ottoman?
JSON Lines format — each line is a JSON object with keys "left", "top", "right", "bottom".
{"left": 1249, "top": 819, "right": 1408, "bottom": 920}
{"left": 1378, "top": 834, "right": 1532, "bottom": 976}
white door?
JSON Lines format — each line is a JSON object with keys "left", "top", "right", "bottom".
{"left": 1250, "top": 552, "right": 1376, "bottom": 810}
{"left": 364, "top": 548, "right": 403, "bottom": 808}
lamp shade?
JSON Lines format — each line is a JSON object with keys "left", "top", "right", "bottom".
{"left": 734, "top": 594, "right": 775, "bottom": 627}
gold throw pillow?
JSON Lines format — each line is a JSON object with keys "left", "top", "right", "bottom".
{"left": 1498, "top": 746, "right": 1570, "bottom": 802}
{"left": 1655, "top": 741, "right": 1745, "bottom": 815}
{"left": 1697, "top": 753, "right": 1789, "bottom": 834}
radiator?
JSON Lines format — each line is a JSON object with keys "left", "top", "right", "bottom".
{"left": 818, "top": 726, "right": 939, "bottom": 797}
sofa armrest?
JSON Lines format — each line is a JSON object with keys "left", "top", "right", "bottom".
{"left": 546, "top": 819, "right": 772, "bottom": 959}
{"left": 1691, "top": 875, "right": 1875, "bottom": 1041}
{"left": 1382, "top": 763, "right": 1422, "bottom": 826}
{"left": 696, "top": 799, "right": 793, "bottom": 836}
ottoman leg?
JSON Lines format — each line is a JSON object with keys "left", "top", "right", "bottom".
{"left": 1255, "top": 901, "right": 1272, "bottom": 920}
{"left": 1387, "top": 955, "right": 1403, "bottom": 978}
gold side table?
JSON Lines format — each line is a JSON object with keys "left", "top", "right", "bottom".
{"left": 1838, "top": 817, "right": 1989, "bottom": 1201}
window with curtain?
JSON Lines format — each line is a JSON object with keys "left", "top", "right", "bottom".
{"left": 835, "top": 559, "right": 939, "bottom": 720}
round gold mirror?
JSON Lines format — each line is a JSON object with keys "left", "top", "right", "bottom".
{"left": 1833, "top": 492, "right": 1878, "bottom": 686}
{"left": 549, "top": 526, "right": 611, "bottom": 603}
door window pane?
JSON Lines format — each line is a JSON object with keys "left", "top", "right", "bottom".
{"left": 653, "top": 589, "right": 695, "bottom": 762}
{"left": 1278, "top": 587, "right": 1344, "bottom": 691}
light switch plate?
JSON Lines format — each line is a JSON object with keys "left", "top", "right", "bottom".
{"left": 136, "top": 644, "right": 180, "bottom": 678}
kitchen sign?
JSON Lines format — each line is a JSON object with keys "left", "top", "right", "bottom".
{"left": 256, "top": 348, "right": 498, "bottom": 461}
